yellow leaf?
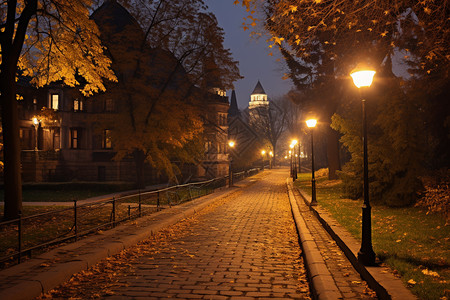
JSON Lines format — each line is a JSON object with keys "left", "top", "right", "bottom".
{"left": 407, "top": 279, "right": 416, "bottom": 286}
{"left": 233, "top": 0, "right": 239, "bottom": 5}
{"left": 268, "top": 52, "right": 273, "bottom": 56}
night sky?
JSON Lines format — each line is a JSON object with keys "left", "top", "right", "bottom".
{"left": 206, "top": 0, "right": 294, "bottom": 110}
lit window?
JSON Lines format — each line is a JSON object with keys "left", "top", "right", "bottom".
{"left": 102, "top": 129, "right": 112, "bottom": 149}
{"left": 51, "top": 94, "right": 59, "bottom": 110}
{"left": 74, "top": 98, "right": 83, "bottom": 112}
{"left": 70, "top": 128, "right": 80, "bottom": 149}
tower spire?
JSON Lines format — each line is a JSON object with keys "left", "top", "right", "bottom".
{"left": 228, "top": 90, "right": 240, "bottom": 117}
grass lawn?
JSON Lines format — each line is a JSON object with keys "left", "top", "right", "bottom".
{"left": 295, "top": 173, "right": 449, "bottom": 300}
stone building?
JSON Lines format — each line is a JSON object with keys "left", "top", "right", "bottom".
{"left": 14, "top": 0, "right": 230, "bottom": 185}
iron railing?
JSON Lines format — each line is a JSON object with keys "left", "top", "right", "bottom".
{"left": 0, "top": 168, "right": 259, "bottom": 266}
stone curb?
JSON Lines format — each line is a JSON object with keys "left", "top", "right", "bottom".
{"left": 294, "top": 185, "right": 417, "bottom": 300}
{"left": 0, "top": 179, "right": 256, "bottom": 300}
{"left": 286, "top": 179, "right": 342, "bottom": 300}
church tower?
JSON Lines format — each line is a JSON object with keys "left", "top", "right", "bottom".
{"left": 249, "top": 80, "right": 269, "bottom": 109}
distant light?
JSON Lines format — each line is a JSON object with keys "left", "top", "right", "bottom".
{"left": 228, "top": 141, "right": 235, "bottom": 148}
{"left": 261, "top": 150, "right": 266, "bottom": 155}
{"left": 32, "top": 117, "right": 39, "bottom": 125}
{"left": 306, "top": 119, "right": 317, "bottom": 128}
{"left": 269, "top": 151, "right": 273, "bottom": 157}
{"left": 291, "top": 139, "right": 298, "bottom": 146}
{"left": 350, "top": 70, "right": 376, "bottom": 88}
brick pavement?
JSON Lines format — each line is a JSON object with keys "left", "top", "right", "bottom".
{"left": 40, "top": 169, "right": 311, "bottom": 299}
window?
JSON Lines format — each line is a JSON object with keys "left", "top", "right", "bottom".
{"left": 50, "top": 94, "right": 59, "bottom": 110}
{"left": 70, "top": 128, "right": 81, "bottom": 149}
{"left": 73, "top": 98, "right": 83, "bottom": 112}
{"left": 102, "top": 129, "right": 112, "bottom": 149}
{"left": 105, "top": 98, "right": 115, "bottom": 112}
{"left": 218, "top": 113, "right": 227, "bottom": 126}
{"left": 205, "top": 141, "right": 212, "bottom": 153}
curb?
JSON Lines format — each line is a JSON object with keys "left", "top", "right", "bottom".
{"left": 286, "top": 179, "right": 342, "bottom": 300}
{"left": 293, "top": 184, "right": 417, "bottom": 300}
{"left": 0, "top": 179, "right": 256, "bottom": 300}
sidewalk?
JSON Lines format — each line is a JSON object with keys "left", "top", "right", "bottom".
{"left": 286, "top": 179, "right": 416, "bottom": 300}
{"left": 0, "top": 181, "right": 248, "bottom": 300}
{"left": 1, "top": 169, "right": 312, "bottom": 299}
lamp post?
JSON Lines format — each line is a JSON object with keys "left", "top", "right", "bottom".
{"left": 291, "top": 140, "right": 298, "bottom": 180}
{"left": 269, "top": 151, "right": 273, "bottom": 169}
{"left": 228, "top": 140, "right": 235, "bottom": 188}
{"left": 306, "top": 119, "right": 317, "bottom": 206}
{"left": 350, "top": 67, "right": 376, "bottom": 266}
{"left": 297, "top": 143, "right": 301, "bottom": 174}
{"left": 32, "top": 117, "right": 39, "bottom": 151}
{"left": 289, "top": 149, "right": 293, "bottom": 178}
{"left": 261, "top": 150, "right": 266, "bottom": 170}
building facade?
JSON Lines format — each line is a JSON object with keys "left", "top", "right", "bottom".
{"left": 12, "top": 1, "right": 230, "bottom": 185}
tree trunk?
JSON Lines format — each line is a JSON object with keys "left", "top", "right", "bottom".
{"left": 134, "top": 149, "right": 145, "bottom": 189}
{"left": 326, "top": 125, "right": 341, "bottom": 180}
{"left": 1, "top": 68, "right": 23, "bottom": 220}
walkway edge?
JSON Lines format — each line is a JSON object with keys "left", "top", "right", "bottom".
{"left": 286, "top": 179, "right": 341, "bottom": 300}
{"left": 0, "top": 179, "right": 255, "bottom": 300}
{"left": 293, "top": 184, "right": 417, "bottom": 300}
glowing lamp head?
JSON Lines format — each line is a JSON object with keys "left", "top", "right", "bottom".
{"left": 306, "top": 119, "right": 317, "bottom": 128}
{"left": 269, "top": 151, "right": 273, "bottom": 157}
{"left": 350, "top": 70, "right": 376, "bottom": 88}
{"left": 228, "top": 140, "right": 235, "bottom": 148}
{"left": 290, "top": 144, "right": 294, "bottom": 149}
{"left": 32, "top": 117, "right": 39, "bottom": 125}
{"left": 261, "top": 150, "right": 266, "bottom": 155}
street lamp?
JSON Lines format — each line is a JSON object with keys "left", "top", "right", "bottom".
{"left": 306, "top": 119, "right": 317, "bottom": 206}
{"left": 261, "top": 150, "right": 266, "bottom": 170}
{"left": 350, "top": 66, "right": 376, "bottom": 266}
{"left": 32, "top": 117, "right": 39, "bottom": 151}
{"left": 269, "top": 151, "right": 273, "bottom": 169}
{"left": 289, "top": 149, "right": 293, "bottom": 178}
{"left": 228, "top": 140, "right": 235, "bottom": 187}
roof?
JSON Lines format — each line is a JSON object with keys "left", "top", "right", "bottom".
{"left": 251, "top": 80, "right": 266, "bottom": 95}
{"left": 228, "top": 90, "right": 241, "bottom": 117}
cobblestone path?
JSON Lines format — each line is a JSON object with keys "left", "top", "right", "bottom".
{"left": 41, "top": 169, "right": 310, "bottom": 299}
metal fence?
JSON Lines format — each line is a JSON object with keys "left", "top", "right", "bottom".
{"left": 0, "top": 168, "right": 259, "bottom": 266}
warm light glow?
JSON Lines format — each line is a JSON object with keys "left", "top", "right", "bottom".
{"left": 288, "top": 150, "right": 291, "bottom": 154}
{"left": 228, "top": 141, "right": 235, "bottom": 148}
{"left": 261, "top": 150, "right": 266, "bottom": 155}
{"left": 350, "top": 70, "right": 376, "bottom": 88}
{"left": 269, "top": 151, "right": 273, "bottom": 157}
{"left": 291, "top": 139, "right": 298, "bottom": 146}
{"left": 32, "top": 117, "right": 39, "bottom": 125}
{"left": 306, "top": 119, "right": 317, "bottom": 128}
{"left": 290, "top": 144, "right": 294, "bottom": 149}
{"left": 284, "top": 156, "right": 288, "bottom": 159}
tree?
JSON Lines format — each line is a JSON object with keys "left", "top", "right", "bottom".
{"left": 331, "top": 67, "right": 425, "bottom": 207}
{"left": 248, "top": 99, "right": 287, "bottom": 166}
{"left": 235, "top": 0, "right": 449, "bottom": 181}
{"left": 92, "top": 0, "right": 240, "bottom": 187}
{"left": 1, "top": 0, "right": 116, "bottom": 219}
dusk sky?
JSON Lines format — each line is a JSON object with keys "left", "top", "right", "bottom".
{"left": 206, "top": 0, "right": 294, "bottom": 110}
